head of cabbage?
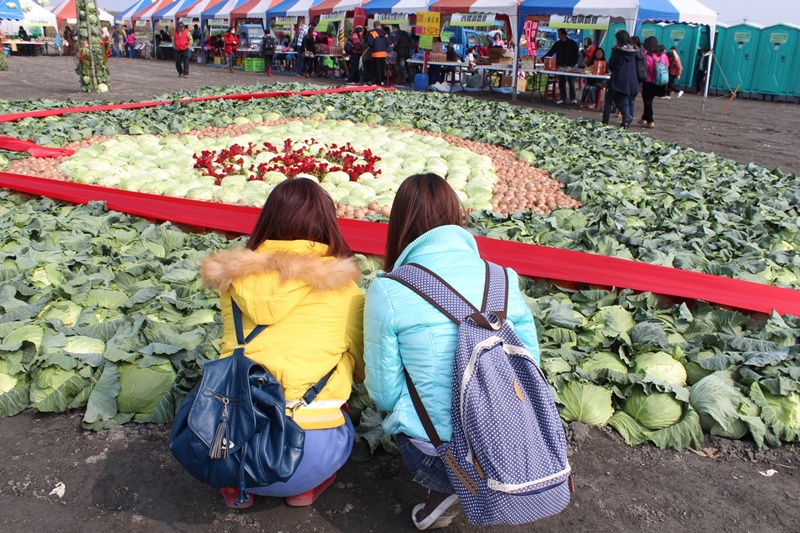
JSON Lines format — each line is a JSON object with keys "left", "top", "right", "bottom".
{"left": 633, "top": 352, "right": 687, "bottom": 387}
{"left": 559, "top": 381, "right": 614, "bottom": 426}
{"left": 623, "top": 387, "right": 684, "bottom": 430}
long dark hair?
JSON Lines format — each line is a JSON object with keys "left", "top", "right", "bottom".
{"left": 383, "top": 173, "right": 464, "bottom": 272}
{"left": 616, "top": 30, "right": 632, "bottom": 47}
{"left": 247, "top": 178, "right": 352, "bottom": 258}
{"left": 644, "top": 36, "right": 659, "bottom": 54}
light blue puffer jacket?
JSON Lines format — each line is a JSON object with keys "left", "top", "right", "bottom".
{"left": 364, "top": 225, "right": 540, "bottom": 443}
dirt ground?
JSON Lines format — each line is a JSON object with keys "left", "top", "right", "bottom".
{"left": 1, "top": 55, "right": 799, "bottom": 533}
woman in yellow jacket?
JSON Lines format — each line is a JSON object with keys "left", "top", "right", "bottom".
{"left": 200, "top": 178, "right": 364, "bottom": 508}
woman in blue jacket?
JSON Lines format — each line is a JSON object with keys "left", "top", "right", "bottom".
{"left": 364, "top": 173, "right": 540, "bottom": 530}
{"left": 602, "top": 30, "right": 640, "bottom": 128}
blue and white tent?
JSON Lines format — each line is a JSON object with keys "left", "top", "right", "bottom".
{"left": 265, "top": 0, "right": 323, "bottom": 20}
{"left": 519, "top": 0, "right": 716, "bottom": 39}
{"left": 116, "top": 0, "right": 154, "bottom": 25}
{"left": 0, "top": 1, "right": 24, "bottom": 21}
{"left": 362, "top": 0, "right": 429, "bottom": 15}
{"left": 153, "top": 0, "right": 198, "bottom": 22}
{"left": 201, "top": 0, "right": 249, "bottom": 23}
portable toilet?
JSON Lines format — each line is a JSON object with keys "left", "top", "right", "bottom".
{"left": 711, "top": 23, "right": 762, "bottom": 96}
{"left": 790, "top": 42, "right": 800, "bottom": 100}
{"left": 709, "top": 22, "right": 728, "bottom": 93}
{"left": 664, "top": 23, "right": 703, "bottom": 88}
{"left": 752, "top": 24, "right": 800, "bottom": 97}
{"left": 601, "top": 21, "right": 627, "bottom": 60}
{"left": 639, "top": 22, "right": 668, "bottom": 46}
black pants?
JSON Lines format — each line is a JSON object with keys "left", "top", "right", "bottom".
{"left": 373, "top": 57, "right": 386, "bottom": 86}
{"left": 175, "top": 49, "right": 189, "bottom": 76}
{"left": 348, "top": 54, "right": 360, "bottom": 82}
{"left": 641, "top": 82, "right": 657, "bottom": 123}
{"left": 696, "top": 70, "right": 707, "bottom": 94}
{"left": 667, "top": 74, "right": 680, "bottom": 95}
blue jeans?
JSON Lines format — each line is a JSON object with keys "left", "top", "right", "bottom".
{"left": 603, "top": 90, "right": 634, "bottom": 127}
{"left": 247, "top": 413, "right": 355, "bottom": 497}
{"left": 396, "top": 434, "right": 455, "bottom": 494}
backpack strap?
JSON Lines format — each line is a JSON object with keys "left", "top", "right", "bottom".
{"left": 232, "top": 297, "right": 335, "bottom": 412}
{"left": 231, "top": 298, "right": 267, "bottom": 346}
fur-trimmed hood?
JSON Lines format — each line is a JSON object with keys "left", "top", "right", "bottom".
{"left": 200, "top": 240, "right": 361, "bottom": 326}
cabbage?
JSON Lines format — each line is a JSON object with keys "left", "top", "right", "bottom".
{"left": 578, "top": 352, "right": 629, "bottom": 375}
{"left": 64, "top": 336, "right": 106, "bottom": 356}
{"left": 185, "top": 187, "right": 216, "bottom": 201}
{"left": 750, "top": 383, "right": 800, "bottom": 442}
{"left": 559, "top": 382, "right": 614, "bottom": 426}
{"left": 117, "top": 361, "right": 176, "bottom": 417}
{"left": 30, "top": 367, "right": 87, "bottom": 412}
{"left": 39, "top": 301, "right": 82, "bottom": 327}
{"left": 624, "top": 388, "right": 684, "bottom": 430}
{"left": 633, "top": 352, "right": 687, "bottom": 386}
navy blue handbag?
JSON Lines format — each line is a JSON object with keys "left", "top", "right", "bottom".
{"left": 170, "top": 298, "right": 335, "bottom": 506}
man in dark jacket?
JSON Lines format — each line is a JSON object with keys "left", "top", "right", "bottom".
{"left": 367, "top": 21, "right": 391, "bottom": 86}
{"left": 544, "top": 28, "right": 579, "bottom": 104}
{"left": 391, "top": 24, "right": 412, "bottom": 86}
{"left": 602, "top": 30, "right": 639, "bottom": 128}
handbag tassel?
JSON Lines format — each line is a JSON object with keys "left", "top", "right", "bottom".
{"left": 209, "top": 399, "right": 230, "bottom": 459}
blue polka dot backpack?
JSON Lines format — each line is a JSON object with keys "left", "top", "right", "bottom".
{"left": 387, "top": 261, "right": 573, "bottom": 525}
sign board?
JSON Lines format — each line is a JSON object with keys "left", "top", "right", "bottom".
{"left": 440, "top": 30, "right": 452, "bottom": 43}
{"left": 549, "top": 14, "right": 610, "bottom": 31}
{"left": 320, "top": 11, "right": 346, "bottom": 23}
{"left": 449, "top": 13, "right": 496, "bottom": 27}
{"left": 416, "top": 11, "right": 440, "bottom": 37}
{"left": 275, "top": 17, "right": 298, "bottom": 24}
{"left": 316, "top": 20, "right": 330, "bottom": 32}
{"left": 641, "top": 28, "right": 656, "bottom": 38}
{"left": 180, "top": 18, "right": 193, "bottom": 25}
{"left": 733, "top": 31, "right": 751, "bottom": 43}
{"left": 524, "top": 20, "right": 539, "bottom": 56}
{"left": 670, "top": 29, "right": 685, "bottom": 40}
{"left": 374, "top": 13, "right": 408, "bottom": 25}
{"left": 208, "top": 19, "right": 228, "bottom": 28}
{"left": 419, "top": 35, "right": 433, "bottom": 49}
{"left": 135, "top": 20, "right": 147, "bottom": 27}
{"left": 770, "top": 33, "right": 788, "bottom": 44}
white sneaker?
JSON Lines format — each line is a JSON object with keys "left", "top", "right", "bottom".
{"left": 677, "top": 90, "right": 684, "bottom": 98}
{"left": 661, "top": 96, "right": 671, "bottom": 99}
{"left": 555, "top": 99, "right": 565, "bottom": 104}
{"left": 570, "top": 99, "right": 578, "bottom": 104}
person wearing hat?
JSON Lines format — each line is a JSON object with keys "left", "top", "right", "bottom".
{"left": 174, "top": 22, "right": 193, "bottom": 78}
{"left": 345, "top": 26, "right": 363, "bottom": 84}
{"left": 366, "top": 21, "right": 390, "bottom": 86}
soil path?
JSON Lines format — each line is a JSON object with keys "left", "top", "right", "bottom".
{"left": 1, "top": 55, "right": 799, "bottom": 533}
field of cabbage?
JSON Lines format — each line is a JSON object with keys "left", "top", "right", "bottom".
{"left": 0, "top": 84, "right": 798, "bottom": 452}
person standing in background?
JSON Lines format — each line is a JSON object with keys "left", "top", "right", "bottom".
{"left": 664, "top": 47, "right": 684, "bottom": 99}
{"left": 696, "top": 47, "right": 711, "bottom": 94}
{"left": 390, "top": 25, "right": 411, "bottom": 86}
{"left": 543, "top": 28, "right": 579, "bottom": 105}
{"left": 602, "top": 30, "right": 639, "bottom": 128}
{"left": 174, "top": 22, "right": 192, "bottom": 78}
{"left": 367, "top": 21, "right": 390, "bottom": 86}
{"left": 111, "top": 25, "right": 121, "bottom": 57}
{"left": 223, "top": 27, "right": 239, "bottom": 73}
{"left": 346, "top": 26, "right": 363, "bottom": 84}
{"left": 125, "top": 29, "right": 136, "bottom": 59}
{"left": 295, "top": 19, "right": 309, "bottom": 76}
{"left": 638, "top": 37, "right": 668, "bottom": 128}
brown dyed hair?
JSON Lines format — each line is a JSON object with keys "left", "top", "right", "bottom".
{"left": 247, "top": 178, "right": 352, "bottom": 258}
{"left": 383, "top": 173, "right": 464, "bottom": 272}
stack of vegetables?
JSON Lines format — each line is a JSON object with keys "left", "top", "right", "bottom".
{"left": 74, "top": 0, "right": 109, "bottom": 93}
{"left": 0, "top": 85, "right": 797, "bottom": 451}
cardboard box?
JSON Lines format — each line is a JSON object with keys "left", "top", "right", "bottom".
{"left": 488, "top": 48, "right": 512, "bottom": 64}
{"left": 214, "top": 56, "right": 222, "bottom": 64}
{"left": 500, "top": 76, "right": 527, "bottom": 92}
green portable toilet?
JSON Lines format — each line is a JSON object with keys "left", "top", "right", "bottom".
{"left": 601, "top": 21, "right": 627, "bottom": 60}
{"left": 664, "top": 23, "right": 703, "bottom": 87}
{"left": 639, "top": 22, "right": 668, "bottom": 46}
{"left": 752, "top": 24, "right": 800, "bottom": 96}
{"left": 790, "top": 41, "right": 800, "bottom": 99}
{"left": 711, "top": 23, "right": 762, "bottom": 95}
{"left": 709, "top": 22, "right": 728, "bottom": 93}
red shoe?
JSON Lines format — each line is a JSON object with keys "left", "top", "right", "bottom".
{"left": 221, "top": 487, "right": 254, "bottom": 509}
{"left": 285, "top": 474, "right": 336, "bottom": 507}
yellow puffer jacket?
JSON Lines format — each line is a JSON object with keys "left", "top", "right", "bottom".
{"left": 200, "top": 239, "right": 364, "bottom": 430}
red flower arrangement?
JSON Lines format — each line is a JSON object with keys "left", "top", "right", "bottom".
{"left": 193, "top": 138, "right": 382, "bottom": 185}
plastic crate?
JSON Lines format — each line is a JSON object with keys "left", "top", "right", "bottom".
{"left": 244, "top": 58, "right": 265, "bottom": 72}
